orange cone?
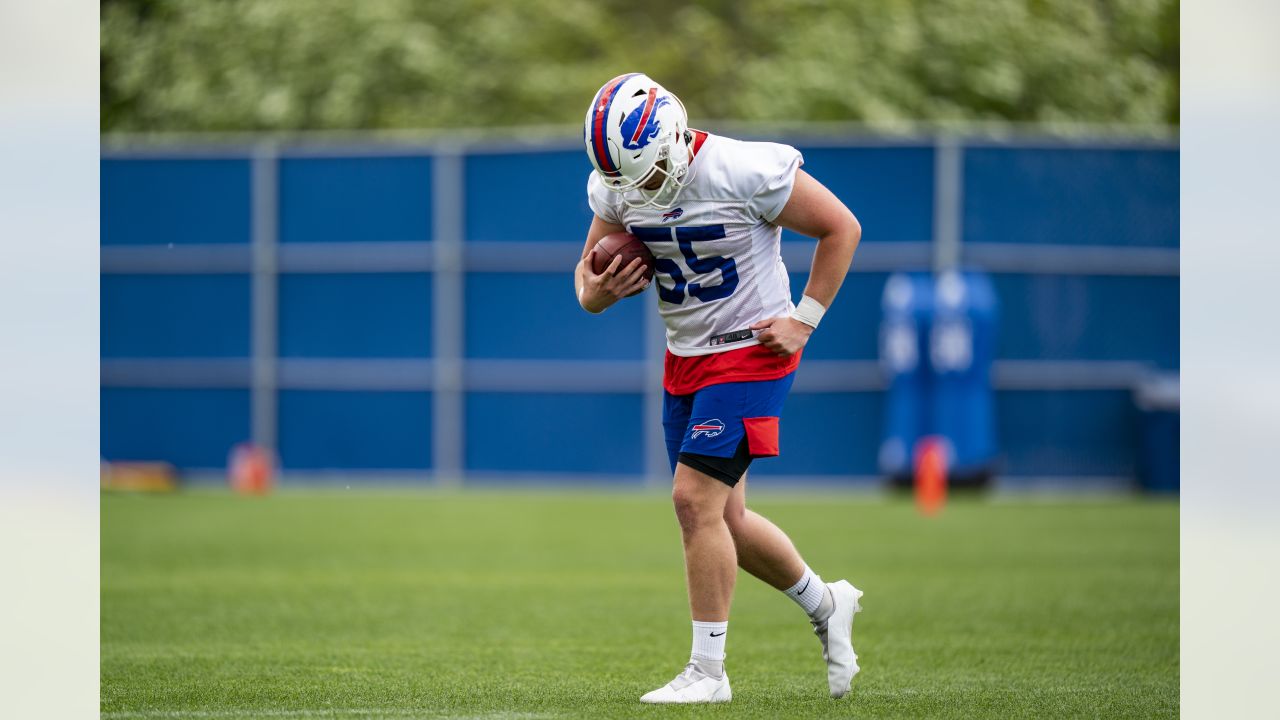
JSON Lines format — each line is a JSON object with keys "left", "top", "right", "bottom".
{"left": 229, "top": 443, "right": 275, "bottom": 495}
{"left": 914, "top": 436, "right": 948, "bottom": 516}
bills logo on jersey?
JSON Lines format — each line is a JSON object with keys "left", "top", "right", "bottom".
{"left": 620, "top": 91, "right": 670, "bottom": 150}
{"left": 662, "top": 207, "right": 684, "bottom": 222}
{"left": 691, "top": 419, "right": 725, "bottom": 439}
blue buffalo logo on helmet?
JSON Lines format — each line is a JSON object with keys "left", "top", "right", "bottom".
{"left": 620, "top": 89, "right": 671, "bottom": 151}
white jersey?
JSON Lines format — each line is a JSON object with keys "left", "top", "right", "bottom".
{"left": 587, "top": 132, "right": 803, "bottom": 356}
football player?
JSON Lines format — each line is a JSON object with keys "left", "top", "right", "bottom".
{"left": 574, "top": 73, "right": 865, "bottom": 704}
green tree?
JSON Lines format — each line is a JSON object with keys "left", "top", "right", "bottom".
{"left": 101, "top": 0, "right": 1178, "bottom": 133}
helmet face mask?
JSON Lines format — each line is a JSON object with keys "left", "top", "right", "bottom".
{"left": 585, "top": 73, "right": 693, "bottom": 210}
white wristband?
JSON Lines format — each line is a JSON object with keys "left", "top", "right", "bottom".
{"left": 791, "top": 295, "right": 826, "bottom": 329}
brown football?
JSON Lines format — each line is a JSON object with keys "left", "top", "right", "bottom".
{"left": 589, "top": 232, "right": 657, "bottom": 284}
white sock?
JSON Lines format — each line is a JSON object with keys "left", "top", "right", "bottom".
{"left": 785, "top": 565, "right": 831, "bottom": 620}
{"left": 690, "top": 620, "right": 727, "bottom": 675}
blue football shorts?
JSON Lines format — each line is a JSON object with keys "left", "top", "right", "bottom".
{"left": 662, "top": 372, "right": 796, "bottom": 485}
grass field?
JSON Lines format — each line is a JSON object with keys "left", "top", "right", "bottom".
{"left": 101, "top": 489, "right": 1178, "bottom": 719}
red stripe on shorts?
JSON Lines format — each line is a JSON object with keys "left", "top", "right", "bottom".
{"left": 743, "top": 417, "right": 781, "bottom": 457}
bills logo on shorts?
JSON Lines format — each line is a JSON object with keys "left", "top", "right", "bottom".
{"left": 691, "top": 419, "right": 725, "bottom": 439}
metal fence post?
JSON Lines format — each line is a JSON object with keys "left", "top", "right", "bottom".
{"left": 251, "top": 143, "right": 279, "bottom": 457}
{"left": 432, "top": 148, "right": 465, "bottom": 487}
{"left": 643, "top": 301, "right": 668, "bottom": 488}
{"left": 933, "top": 136, "right": 964, "bottom": 272}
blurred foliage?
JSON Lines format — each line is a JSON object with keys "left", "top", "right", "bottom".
{"left": 101, "top": 0, "right": 1178, "bottom": 133}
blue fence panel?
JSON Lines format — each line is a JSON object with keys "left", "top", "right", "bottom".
{"left": 278, "top": 390, "right": 432, "bottom": 470}
{"left": 102, "top": 388, "right": 251, "bottom": 469}
{"left": 465, "top": 392, "right": 644, "bottom": 475}
{"left": 784, "top": 145, "right": 935, "bottom": 244}
{"left": 483, "top": 144, "right": 939, "bottom": 245}
{"left": 963, "top": 146, "right": 1178, "bottom": 247}
{"left": 787, "top": 270, "right": 888, "bottom": 360}
{"left": 99, "top": 140, "right": 1179, "bottom": 482}
{"left": 466, "top": 150, "right": 595, "bottom": 242}
{"left": 278, "top": 273, "right": 433, "bottom": 358}
{"left": 996, "top": 390, "right": 1139, "bottom": 477}
{"left": 465, "top": 272, "right": 645, "bottom": 360}
{"left": 102, "top": 158, "right": 251, "bottom": 245}
{"left": 992, "top": 273, "right": 1179, "bottom": 368}
{"left": 750, "top": 392, "right": 882, "bottom": 477}
{"left": 102, "top": 274, "right": 251, "bottom": 358}
{"left": 279, "top": 156, "right": 433, "bottom": 243}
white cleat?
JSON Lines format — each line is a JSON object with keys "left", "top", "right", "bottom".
{"left": 812, "top": 579, "right": 863, "bottom": 699}
{"left": 639, "top": 663, "right": 732, "bottom": 704}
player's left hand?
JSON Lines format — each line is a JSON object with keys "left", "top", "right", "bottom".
{"left": 750, "top": 316, "right": 813, "bottom": 357}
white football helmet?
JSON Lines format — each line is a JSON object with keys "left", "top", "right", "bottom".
{"left": 584, "top": 73, "right": 693, "bottom": 209}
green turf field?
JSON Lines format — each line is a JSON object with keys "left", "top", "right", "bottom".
{"left": 101, "top": 490, "right": 1178, "bottom": 719}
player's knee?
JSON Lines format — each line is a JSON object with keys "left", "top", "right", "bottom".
{"left": 671, "top": 485, "right": 717, "bottom": 531}
{"left": 722, "top": 503, "right": 746, "bottom": 536}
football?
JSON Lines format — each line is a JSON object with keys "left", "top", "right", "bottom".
{"left": 589, "top": 232, "right": 656, "bottom": 284}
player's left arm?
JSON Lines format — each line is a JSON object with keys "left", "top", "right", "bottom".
{"left": 751, "top": 169, "right": 862, "bottom": 356}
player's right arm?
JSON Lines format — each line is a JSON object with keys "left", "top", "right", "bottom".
{"left": 575, "top": 215, "right": 647, "bottom": 314}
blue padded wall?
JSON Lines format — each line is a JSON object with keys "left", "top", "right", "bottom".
{"left": 102, "top": 158, "right": 251, "bottom": 245}
{"left": 102, "top": 274, "right": 251, "bottom": 358}
{"left": 279, "top": 156, "right": 433, "bottom": 243}
{"left": 785, "top": 145, "right": 935, "bottom": 244}
{"left": 465, "top": 273, "right": 645, "bottom": 360}
{"left": 100, "top": 141, "right": 1179, "bottom": 481}
{"left": 466, "top": 150, "right": 596, "bottom": 242}
{"left": 996, "top": 390, "right": 1139, "bottom": 477}
{"left": 278, "top": 273, "right": 433, "bottom": 358}
{"left": 992, "top": 273, "right": 1179, "bottom": 369}
{"left": 102, "top": 388, "right": 251, "bottom": 468}
{"left": 278, "top": 390, "right": 432, "bottom": 470}
{"left": 963, "top": 147, "right": 1178, "bottom": 247}
{"left": 787, "top": 271, "right": 888, "bottom": 360}
{"left": 472, "top": 145, "right": 938, "bottom": 246}
{"left": 750, "top": 392, "right": 882, "bottom": 478}
{"left": 465, "top": 392, "right": 644, "bottom": 476}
